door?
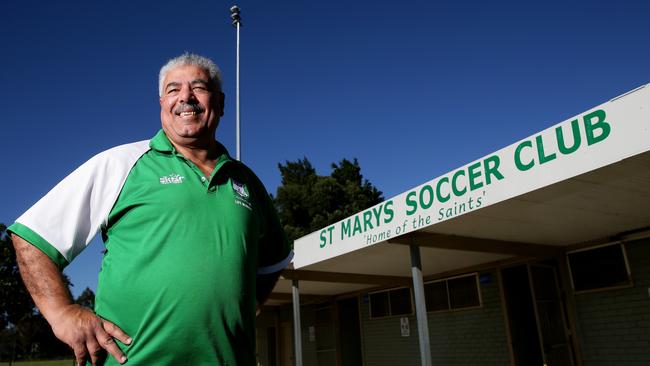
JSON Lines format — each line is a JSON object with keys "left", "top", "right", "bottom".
{"left": 501, "top": 264, "right": 576, "bottom": 366}
{"left": 337, "top": 297, "right": 363, "bottom": 366}
{"left": 502, "top": 265, "right": 544, "bottom": 365}
{"left": 529, "top": 264, "right": 575, "bottom": 366}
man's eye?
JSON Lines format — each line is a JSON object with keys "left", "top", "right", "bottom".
{"left": 193, "top": 86, "right": 207, "bottom": 91}
{"left": 167, "top": 88, "right": 179, "bottom": 94}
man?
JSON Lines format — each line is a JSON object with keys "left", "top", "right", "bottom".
{"left": 8, "top": 53, "right": 292, "bottom": 366}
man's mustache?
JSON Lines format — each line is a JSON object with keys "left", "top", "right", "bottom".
{"left": 174, "top": 103, "right": 205, "bottom": 115}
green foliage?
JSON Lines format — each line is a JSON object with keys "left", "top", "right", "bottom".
{"left": 74, "top": 288, "right": 95, "bottom": 310}
{"left": 274, "top": 158, "right": 383, "bottom": 243}
{"left": 0, "top": 224, "right": 34, "bottom": 330}
{"left": 0, "top": 224, "right": 76, "bottom": 361}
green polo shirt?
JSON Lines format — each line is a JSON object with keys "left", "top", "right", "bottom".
{"left": 9, "top": 130, "right": 292, "bottom": 365}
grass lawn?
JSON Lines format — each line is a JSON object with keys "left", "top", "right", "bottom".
{"left": 0, "top": 360, "right": 73, "bottom": 366}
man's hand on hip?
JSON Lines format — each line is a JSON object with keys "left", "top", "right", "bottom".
{"left": 11, "top": 234, "right": 131, "bottom": 366}
{"left": 50, "top": 304, "right": 132, "bottom": 366}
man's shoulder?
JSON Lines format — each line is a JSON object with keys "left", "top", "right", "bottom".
{"left": 71, "top": 139, "right": 152, "bottom": 178}
{"left": 80, "top": 139, "right": 150, "bottom": 167}
{"left": 229, "top": 160, "right": 263, "bottom": 185}
{"left": 225, "top": 160, "right": 272, "bottom": 200}
{"left": 94, "top": 139, "right": 151, "bottom": 161}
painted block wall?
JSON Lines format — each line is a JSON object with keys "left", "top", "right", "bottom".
{"left": 359, "top": 270, "right": 510, "bottom": 366}
{"left": 574, "top": 238, "right": 650, "bottom": 365}
{"left": 359, "top": 296, "right": 421, "bottom": 366}
{"left": 427, "top": 271, "right": 510, "bottom": 365}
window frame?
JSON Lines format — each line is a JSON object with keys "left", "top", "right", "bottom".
{"left": 567, "top": 242, "right": 633, "bottom": 295}
{"left": 424, "top": 272, "right": 483, "bottom": 313}
{"left": 368, "top": 286, "right": 414, "bottom": 319}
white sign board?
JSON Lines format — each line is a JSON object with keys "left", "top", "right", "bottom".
{"left": 294, "top": 85, "right": 650, "bottom": 268}
{"left": 309, "top": 326, "right": 315, "bottom": 342}
{"left": 400, "top": 317, "right": 410, "bottom": 337}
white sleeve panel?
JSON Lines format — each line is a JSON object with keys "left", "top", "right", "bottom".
{"left": 14, "top": 140, "right": 151, "bottom": 263}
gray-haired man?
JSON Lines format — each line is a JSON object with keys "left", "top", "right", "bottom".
{"left": 9, "top": 53, "right": 292, "bottom": 365}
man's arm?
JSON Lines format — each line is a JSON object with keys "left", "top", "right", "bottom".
{"left": 12, "top": 234, "right": 132, "bottom": 366}
{"left": 256, "top": 271, "right": 282, "bottom": 307}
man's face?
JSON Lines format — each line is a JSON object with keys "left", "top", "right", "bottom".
{"left": 159, "top": 65, "right": 224, "bottom": 145}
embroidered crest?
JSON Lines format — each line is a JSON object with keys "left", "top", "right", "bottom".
{"left": 232, "top": 179, "right": 249, "bottom": 199}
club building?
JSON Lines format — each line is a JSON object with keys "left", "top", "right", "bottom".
{"left": 256, "top": 84, "right": 650, "bottom": 366}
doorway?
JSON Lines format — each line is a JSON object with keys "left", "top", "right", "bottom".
{"left": 501, "top": 263, "right": 575, "bottom": 366}
{"left": 337, "top": 297, "right": 363, "bottom": 366}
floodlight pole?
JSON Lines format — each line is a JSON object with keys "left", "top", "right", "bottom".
{"left": 230, "top": 5, "right": 242, "bottom": 161}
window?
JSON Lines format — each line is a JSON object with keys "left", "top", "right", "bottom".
{"left": 424, "top": 280, "right": 448, "bottom": 312}
{"left": 369, "top": 292, "right": 389, "bottom": 318}
{"left": 424, "top": 273, "right": 481, "bottom": 312}
{"left": 449, "top": 275, "right": 480, "bottom": 309}
{"left": 568, "top": 243, "right": 632, "bottom": 293}
{"left": 369, "top": 287, "right": 413, "bottom": 318}
{"left": 389, "top": 288, "right": 412, "bottom": 315}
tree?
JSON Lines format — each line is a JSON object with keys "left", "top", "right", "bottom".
{"left": 0, "top": 224, "right": 73, "bottom": 361}
{"left": 0, "top": 224, "right": 34, "bottom": 330}
{"left": 274, "top": 158, "right": 383, "bottom": 243}
{"left": 75, "top": 287, "right": 95, "bottom": 309}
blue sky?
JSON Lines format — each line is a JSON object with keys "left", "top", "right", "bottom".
{"left": 1, "top": 0, "right": 649, "bottom": 297}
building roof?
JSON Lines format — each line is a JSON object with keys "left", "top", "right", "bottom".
{"left": 269, "top": 84, "right": 650, "bottom": 305}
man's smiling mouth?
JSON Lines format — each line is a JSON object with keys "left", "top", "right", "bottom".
{"left": 174, "top": 103, "right": 205, "bottom": 116}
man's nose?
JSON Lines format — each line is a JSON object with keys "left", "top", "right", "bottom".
{"left": 179, "top": 86, "right": 197, "bottom": 102}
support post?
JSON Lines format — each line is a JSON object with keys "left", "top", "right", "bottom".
{"left": 229, "top": 5, "right": 242, "bottom": 161}
{"left": 235, "top": 20, "right": 241, "bottom": 161}
{"left": 292, "top": 279, "right": 303, "bottom": 366}
{"left": 410, "top": 244, "right": 433, "bottom": 366}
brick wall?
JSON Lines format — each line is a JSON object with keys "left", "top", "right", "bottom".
{"left": 359, "top": 297, "right": 421, "bottom": 366}
{"left": 359, "top": 270, "right": 510, "bottom": 366}
{"left": 427, "top": 271, "right": 510, "bottom": 365}
{"left": 575, "top": 238, "right": 650, "bottom": 365}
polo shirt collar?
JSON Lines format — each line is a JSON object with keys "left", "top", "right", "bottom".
{"left": 149, "top": 129, "right": 233, "bottom": 165}
{"left": 149, "top": 129, "right": 175, "bottom": 153}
